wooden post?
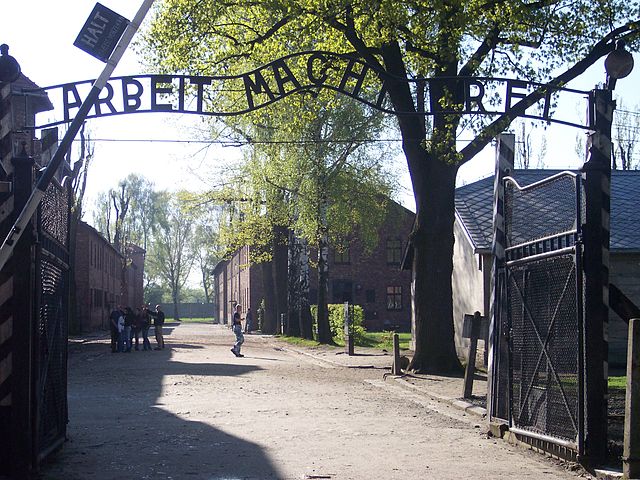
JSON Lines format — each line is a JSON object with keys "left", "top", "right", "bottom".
{"left": 623, "top": 318, "right": 640, "bottom": 479}
{"left": 392, "top": 333, "right": 402, "bottom": 375}
{"left": 463, "top": 312, "right": 482, "bottom": 399}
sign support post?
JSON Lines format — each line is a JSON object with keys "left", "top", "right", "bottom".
{"left": 0, "top": 0, "right": 155, "bottom": 272}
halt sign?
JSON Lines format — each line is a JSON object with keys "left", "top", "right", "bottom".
{"left": 73, "top": 3, "right": 129, "bottom": 63}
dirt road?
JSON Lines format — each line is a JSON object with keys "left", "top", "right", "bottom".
{"left": 40, "top": 323, "right": 589, "bottom": 480}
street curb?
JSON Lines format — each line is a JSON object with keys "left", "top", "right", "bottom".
{"left": 276, "top": 344, "right": 388, "bottom": 370}
{"left": 391, "top": 376, "right": 487, "bottom": 419}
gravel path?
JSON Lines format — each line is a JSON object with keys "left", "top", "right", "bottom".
{"left": 40, "top": 323, "right": 591, "bottom": 480}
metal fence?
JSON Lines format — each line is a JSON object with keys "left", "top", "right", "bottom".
{"left": 35, "top": 178, "right": 70, "bottom": 462}
{"left": 500, "top": 172, "right": 585, "bottom": 452}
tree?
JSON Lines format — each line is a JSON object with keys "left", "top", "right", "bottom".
{"left": 612, "top": 103, "right": 640, "bottom": 170}
{"left": 143, "top": 0, "right": 639, "bottom": 372}
{"left": 146, "top": 191, "right": 197, "bottom": 321}
{"left": 515, "top": 120, "right": 547, "bottom": 169}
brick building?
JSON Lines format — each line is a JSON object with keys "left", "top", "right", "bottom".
{"left": 213, "top": 200, "right": 415, "bottom": 331}
{"left": 73, "top": 221, "right": 145, "bottom": 332}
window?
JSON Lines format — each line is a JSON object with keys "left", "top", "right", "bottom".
{"left": 334, "top": 246, "right": 350, "bottom": 264}
{"left": 386, "top": 286, "right": 402, "bottom": 310}
{"left": 386, "top": 238, "right": 403, "bottom": 265}
{"left": 332, "top": 280, "right": 353, "bottom": 303}
{"left": 365, "top": 289, "right": 376, "bottom": 303}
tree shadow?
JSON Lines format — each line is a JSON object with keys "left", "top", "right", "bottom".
{"left": 40, "top": 335, "right": 285, "bottom": 480}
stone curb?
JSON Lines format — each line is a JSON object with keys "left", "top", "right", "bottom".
{"left": 391, "top": 376, "right": 487, "bottom": 419}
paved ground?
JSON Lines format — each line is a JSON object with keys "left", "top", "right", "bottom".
{"left": 38, "top": 323, "right": 592, "bottom": 480}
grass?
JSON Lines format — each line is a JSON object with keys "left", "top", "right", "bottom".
{"left": 279, "top": 331, "right": 412, "bottom": 351}
{"left": 609, "top": 376, "right": 627, "bottom": 391}
{"left": 167, "top": 317, "right": 215, "bottom": 323}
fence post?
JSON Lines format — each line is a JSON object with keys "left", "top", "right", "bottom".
{"left": 582, "top": 87, "right": 614, "bottom": 465}
{"left": 463, "top": 312, "right": 482, "bottom": 399}
{"left": 392, "top": 333, "right": 402, "bottom": 375}
{"left": 344, "top": 302, "right": 354, "bottom": 356}
{"left": 623, "top": 318, "right": 640, "bottom": 479}
{"left": 487, "top": 133, "right": 513, "bottom": 421}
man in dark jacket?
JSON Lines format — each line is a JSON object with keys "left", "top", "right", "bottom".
{"left": 108, "top": 305, "right": 123, "bottom": 353}
{"left": 149, "top": 305, "right": 165, "bottom": 350}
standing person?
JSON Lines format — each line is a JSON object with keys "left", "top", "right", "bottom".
{"left": 116, "top": 311, "right": 126, "bottom": 353}
{"left": 244, "top": 307, "right": 253, "bottom": 333}
{"left": 131, "top": 308, "right": 143, "bottom": 351}
{"left": 231, "top": 304, "right": 244, "bottom": 357}
{"left": 140, "top": 305, "right": 152, "bottom": 351}
{"left": 149, "top": 304, "right": 165, "bottom": 350}
{"left": 123, "top": 307, "right": 135, "bottom": 352}
{"left": 108, "top": 305, "right": 122, "bottom": 353}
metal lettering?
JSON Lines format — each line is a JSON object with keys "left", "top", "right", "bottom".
{"left": 151, "top": 75, "right": 174, "bottom": 112}
{"left": 307, "top": 53, "right": 328, "bottom": 85}
{"left": 62, "top": 84, "right": 82, "bottom": 123}
{"left": 188, "top": 76, "right": 213, "bottom": 112}
{"left": 243, "top": 70, "right": 276, "bottom": 109}
{"left": 338, "top": 59, "right": 368, "bottom": 97}
{"left": 506, "top": 79, "right": 528, "bottom": 110}
{"left": 94, "top": 82, "right": 117, "bottom": 116}
{"left": 122, "top": 77, "right": 143, "bottom": 112}
{"left": 465, "top": 79, "right": 487, "bottom": 113}
{"left": 272, "top": 59, "right": 302, "bottom": 96}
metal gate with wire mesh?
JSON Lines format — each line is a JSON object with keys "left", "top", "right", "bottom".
{"left": 497, "top": 172, "right": 585, "bottom": 453}
{"left": 34, "top": 177, "right": 70, "bottom": 462}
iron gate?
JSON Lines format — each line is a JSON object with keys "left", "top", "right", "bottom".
{"left": 493, "top": 171, "right": 585, "bottom": 453}
{"left": 34, "top": 176, "right": 70, "bottom": 462}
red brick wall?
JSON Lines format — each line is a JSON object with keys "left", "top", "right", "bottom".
{"left": 74, "top": 223, "right": 145, "bottom": 332}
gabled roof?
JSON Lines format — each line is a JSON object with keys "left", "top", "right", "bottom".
{"left": 455, "top": 169, "right": 640, "bottom": 253}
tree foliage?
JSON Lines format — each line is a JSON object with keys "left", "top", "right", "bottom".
{"left": 142, "top": 0, "right": 640, "bottom": 371}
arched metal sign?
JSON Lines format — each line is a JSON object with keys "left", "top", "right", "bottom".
{"left": 28, "top": 51, "right": 592, "bottom": 130}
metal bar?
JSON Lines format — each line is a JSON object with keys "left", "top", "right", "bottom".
{"left": 505, "top": 246, "right": 575, "bottom": 268}
{"left": 575, "top": 174, "right": 585, "bottom": 458}
{"left": 0, "top": 0, "right": 156, "bottom": 273}
{"left": 509, "top": 426, "right": 578, "bottom": 451}
{"left": 623, "top": 318, "right": 640, "bottom": 479}
{"left": 505, "top": 230, "right": 577, "bottom": 253}
{"left": 504, "top": 171, "right": 578, "bottom": 193}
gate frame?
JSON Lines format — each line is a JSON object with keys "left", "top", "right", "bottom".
{"left": 487, "top": 87, "right": 615, "bottom": 466}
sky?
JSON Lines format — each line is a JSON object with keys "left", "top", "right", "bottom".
{"left": 3, "top": 1, "right": 640, "bottom": 220}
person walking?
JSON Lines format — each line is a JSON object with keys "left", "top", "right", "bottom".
{"left": 149, "top": 304, "right": 165, "bottom": 350}
{"left": 231, "top": 304, "right": 244, "bottom": 357}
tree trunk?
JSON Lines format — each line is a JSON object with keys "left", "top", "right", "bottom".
{"left": 407, "top": 157, "right": 462, "bottom": 374}
{"left": 260, "top": 261, "right": 278, "bottom": 334}
{"left": 316, "top": 191, "right": 332, "bottom": 344}
{"left": 299, "top": 238, "right": 314, "bottom": 340}
{"left": 286, "top": 229, "right": 301, "bottom": 337}
{"left": 172, "top": 288, "right": 180, "bottom": 321}
{"left": 272, "top": 225, "right": 289, "bottom": 334}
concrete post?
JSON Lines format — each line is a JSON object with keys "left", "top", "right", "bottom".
{"left": 392, "top": 334, "right": 402, "bottom": 376}
{"left": 463, "top": 312, "right": 482, "bottom": 399}
{"left": 623, "top": 318, "right": 640, "bottom": 479}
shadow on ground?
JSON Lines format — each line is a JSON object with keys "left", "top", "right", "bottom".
{"left": 40, "top": 325, "right": 284, "bottom": 480}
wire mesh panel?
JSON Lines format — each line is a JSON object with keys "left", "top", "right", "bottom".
{"left": 508, "top": 255, "right": 580, "bottom": 441}
{"left": 35, "top": 180, "right": 70, "bottom": 461}
{"left": 502, "top": 172, "right": 584, "bottom": 450}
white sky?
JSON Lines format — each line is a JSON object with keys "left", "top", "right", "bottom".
{"left": 3, "top": 0, "right": 640, "bottom": 220}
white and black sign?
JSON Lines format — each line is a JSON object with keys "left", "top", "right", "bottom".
{"left": 73, "top": 3, "right": 129, "bottom": 63}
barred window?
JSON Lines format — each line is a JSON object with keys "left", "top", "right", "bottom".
{"left": 386, "top": 238, "right": 402, "bottom": 265}
{"left": 386, "top": 286, "right": 402, "bottom": 310}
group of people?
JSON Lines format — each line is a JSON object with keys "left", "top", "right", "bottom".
{"left": 109, "top": 304, "right": 165, "bottom": 353}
